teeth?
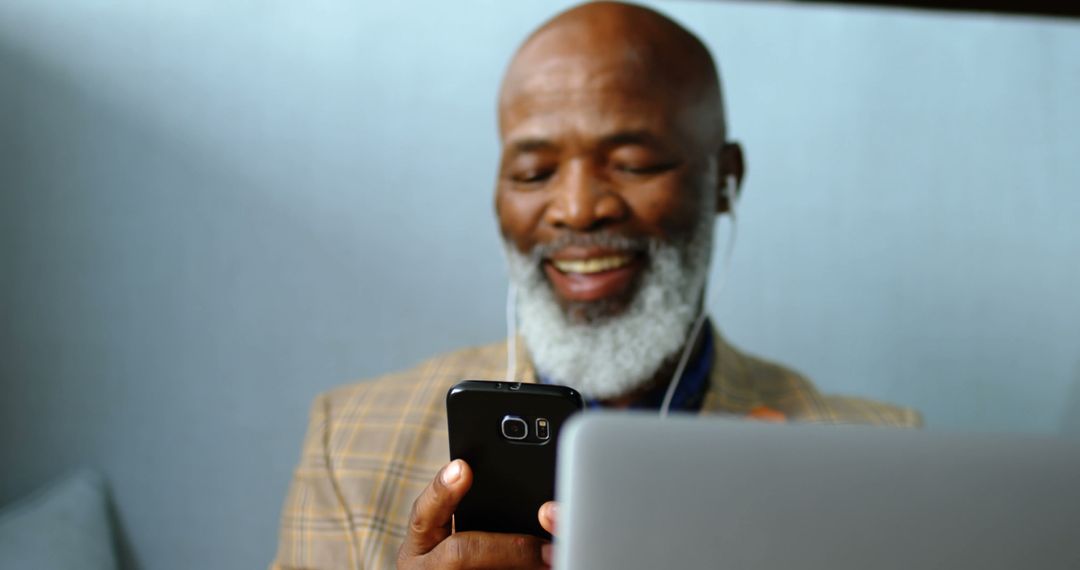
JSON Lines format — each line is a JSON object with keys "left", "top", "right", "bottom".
{"left": 552, "top": 255, "right": 633, "bottom": 274}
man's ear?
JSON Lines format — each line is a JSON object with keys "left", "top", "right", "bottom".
{"left": 717, "top": 141, "right": 745, "bottom": 215}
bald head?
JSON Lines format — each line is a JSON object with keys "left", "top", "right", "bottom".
{"left": 499, "top": 1, "right": 726, "bottom": 147}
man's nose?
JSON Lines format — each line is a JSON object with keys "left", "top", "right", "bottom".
{"left": 544, "top": 161, "right": 628, "bottom": 231}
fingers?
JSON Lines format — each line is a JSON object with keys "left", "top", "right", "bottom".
{"left": 398, "top": 461, "right": 552, "bottom": 569}
{"left": 538, "top": 502, "right": 558, "bottom": 567}
{"left": 431, "top": 531, "right": 549, "bottom": 569}
{"left": 537, "top": 501, "right": 558, "bottom": 536}
{"left": 400, "top": 460, "right": 473, "bottom": 559}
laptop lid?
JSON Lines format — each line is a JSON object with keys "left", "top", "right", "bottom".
{"left": 555, "top": 412, "right": 1080, "bottom": 570}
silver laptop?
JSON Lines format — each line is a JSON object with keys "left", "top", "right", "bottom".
{"left": 555, "top": 413, "right": 1080, "bottom": 570}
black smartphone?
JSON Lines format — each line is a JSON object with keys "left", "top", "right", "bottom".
{"left": 446, "top": 380, "right": 584, "bottom": 538}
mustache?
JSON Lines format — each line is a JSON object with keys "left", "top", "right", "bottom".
{"left": 528, "top": 231, "right": 657, "bottom": 260}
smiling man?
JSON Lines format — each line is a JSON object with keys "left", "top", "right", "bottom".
{"left": 271, "top": 2, "right": 920, "bottom": 569}
{"left": 496, "top": 1, "right": 732, "bottom": 406}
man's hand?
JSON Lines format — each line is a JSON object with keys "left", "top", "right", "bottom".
{"left": 398, "top": 460, "right": 551, "bottom": 569}
{"left": 537, "top": 501, "right": 558, "bottom": 565}
{"left": 538, "top": 502, "right": 557, "bottom": 536}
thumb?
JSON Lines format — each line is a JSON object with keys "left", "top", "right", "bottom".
{"left": 538, "top": 501, "right": 558, "bottom": 536}
{"left": 399, "top": 460, "right": 473, "bottom": 558}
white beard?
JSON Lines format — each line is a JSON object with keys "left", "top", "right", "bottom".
{"left": 505, "top": 214, "right": 715, "bottom": 400}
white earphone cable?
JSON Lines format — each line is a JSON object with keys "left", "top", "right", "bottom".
{"left": 658, "top": 175, "right": 739, "bottom": 417}
{"left": 505, "top": 283, "right": 518, "bottom": 383}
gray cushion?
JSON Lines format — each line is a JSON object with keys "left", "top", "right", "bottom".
{"left": 0, "top": 469, "right": 118, "bottom": 570}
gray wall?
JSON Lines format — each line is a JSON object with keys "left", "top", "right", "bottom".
{"left": 1, "top": 0, "right": 1078, "bottom": 569}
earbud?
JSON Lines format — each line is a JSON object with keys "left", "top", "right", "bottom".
{"left": 724, "top": 175, "right": 738, "bottom": 219}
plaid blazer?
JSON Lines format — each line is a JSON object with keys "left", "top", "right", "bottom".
{"left": 271, "top": 332, "right": 921, "bottom": 570}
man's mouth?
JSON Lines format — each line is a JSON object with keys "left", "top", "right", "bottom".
{"left": 543, "top": 248, "right": 645, "bottom": 303}
{"left": 550, "top": 254, "right": 634, "bottom": 274}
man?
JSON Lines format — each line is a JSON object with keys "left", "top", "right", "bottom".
{"left": 271, "top": 2, "right": 920, "bottom": 569}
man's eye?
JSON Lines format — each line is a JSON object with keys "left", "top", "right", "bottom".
{"left": 510, "top": 169, "right": 555, "bottom": 184}
{"left": 613, "top": 162, "right": 676, "bottom": 175}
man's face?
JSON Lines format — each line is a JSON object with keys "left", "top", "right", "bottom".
{"left": 495, "top": 49, "right": 719, "bottom": 322}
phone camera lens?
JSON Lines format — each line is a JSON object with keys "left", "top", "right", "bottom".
{"left": 501, "top": 415, "right": 528, "bottom": 440}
